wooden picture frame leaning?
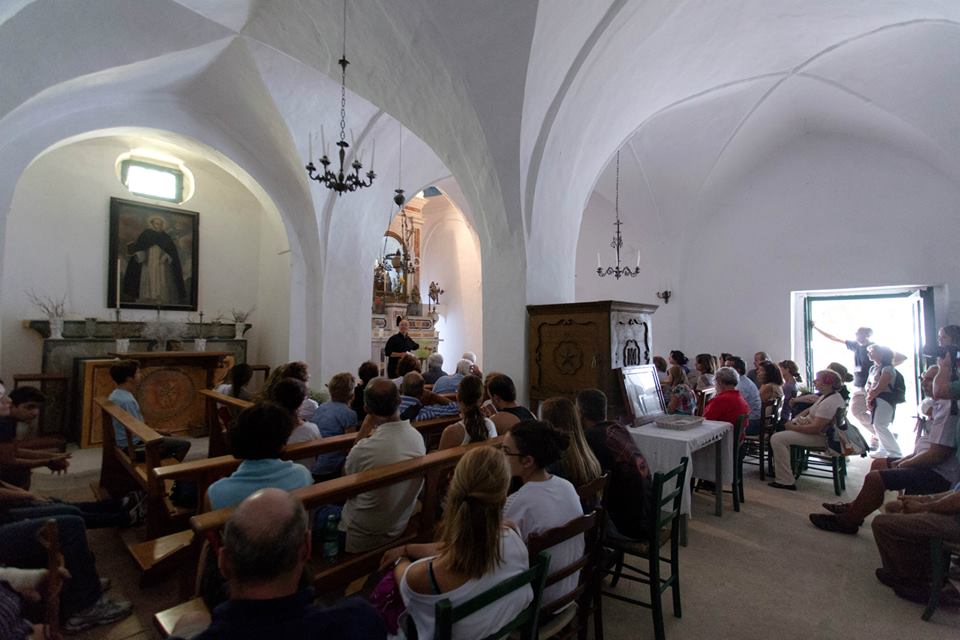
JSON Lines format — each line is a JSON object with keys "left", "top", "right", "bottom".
{"left": 107, "top": 197, "right": 199, "bottom": 311}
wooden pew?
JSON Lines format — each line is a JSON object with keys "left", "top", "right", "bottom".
{"left": 97, "top": 398, "right": 188, "bottom": 537}
{"left": 136, "top": 414, "right": 459, "bottom": 583}
{"left": 200, "top": 389, "right": 252, "bottom": 458}
{"left": 154, "top": 437, "right": 502, "bottom": 636}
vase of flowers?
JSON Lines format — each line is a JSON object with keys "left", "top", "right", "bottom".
{"left": 230, "top": 306, "right": 255, "bottom": 340}
{"left": 27, "top": 291, "right": 66, "bottom": 339}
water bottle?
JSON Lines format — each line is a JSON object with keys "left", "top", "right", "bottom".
{"left": 323, "top": 513, "right": 340, "bottom": 562}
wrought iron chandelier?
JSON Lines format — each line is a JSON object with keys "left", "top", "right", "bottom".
{"left": 305, "top": 0, "right": 375, "bottom": 195}
{"left": 376, "top": 126, "right": 417, "bottom": 276}
{"left": 596, "top": 150, "right": 640, "bottom": 279}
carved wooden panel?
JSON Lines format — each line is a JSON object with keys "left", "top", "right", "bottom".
{"left": 532, "top": 317, "right": 604, "bottom": 397}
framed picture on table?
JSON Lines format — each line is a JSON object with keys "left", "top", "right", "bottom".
{"left": 618, "top": 364, "right": 666, "bottom": 425}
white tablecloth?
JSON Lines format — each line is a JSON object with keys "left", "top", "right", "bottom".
{"left": 628, "top": 419, "right": 733, "bottom": 516}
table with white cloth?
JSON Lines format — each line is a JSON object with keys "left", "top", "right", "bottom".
{"left": 628, "top": 420, "right": 734, "bottom": 541}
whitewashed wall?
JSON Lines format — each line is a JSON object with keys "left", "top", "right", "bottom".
{"left": 0, "top": 136, "right": 290, "bottom": 381}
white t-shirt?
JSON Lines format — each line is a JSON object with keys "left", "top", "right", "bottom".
{"left": 457, "top": 417, "right": 498, "bottom": 445}
{"left": 503, "top": 475, "right": 584, "bottom": 607}
{"left": 401, "top": 528, "right": 532, "bottom": 640}
{"left": 298, "top": 398, "right": 319, "bottom": 422}
{"left": 287, "top": 420, "right": 321, "bottom": 445}
{"left": 809, "top": 392, "right": 846, "bottom": 425}
{"left": 921, "top": 399, "right": 960, "bottom": 483}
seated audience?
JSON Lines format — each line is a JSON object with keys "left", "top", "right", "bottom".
{"left": 577, "top": 389, "right": 653, "bottom": 538}
{"left": 485, "top": 374, "right": 535, "bottom": 435}
{"left": 215, "top": 363, "right": 254, "bottom": 400}
{"left": 768, "top": 370, "right": 847, "bottom": 491}
{"left": 870, "top": 482, "right": 960, "bottom": 605}
{"left": 269, "top": 378, "right": 321, "bottom": 445}
{"left": 0, "top": 478, "right": 140, "bottom": 528}
{"left": 666, "top": 351, "right": 689, "bottom": 390}
{"left": 0, "top": 513, "right": 132, "bottom": 633}
{"left": 311, "top": 372, "right": 359, "bottom": 482}
{"left": 810, "top": 358, "right": 959, "bottom": 533}
{"left": 723, "top": 356, "right": 761, "bottom": 433}
{"left": 284, "top": 362, "right": 322, "bottom": 420}
{"left": 106, "top": 360, "right": 191, "bottom": 463}
{"left": 502, "top": 420, "right": 584, "bottom": 606}
{"left": 170, "top": 489, "right": 385, "bottom": 640}
{"left": 539, "top": 397, "right": 602, "bottom": 490}
{"left": 653, "top": 355, "right": 670, "bottom": 385}
{"left": 666, "top": 383, "right": 697, "bottom": 415}
{"left": 746, "top": 351, "right": 769, "bottom": 385}
{"left": 207, "top": 403, "right": 312, "bottom": 510}
{"left": 351, "top": 361, "right": 380, "bottom": 422}
{"left": 392, "top": 354, "right": 422, "bottom": 387}
{"left": 691, "top": 353, "right": 717, "bottom": 390}
{"left": 0, "top": 382, "right": 70, "bottom": 488}
{"left": 340, "top": 378, "right": 426, "bottom": 553}
{"left": 757, "top": 361, "right": 785, "bottom": 404}
{"left": 422, "top": 352, "right": 448, "bottom": 385}
{"left": 790, "top": 361, "right": 852, "bottom": 413}
{"left": 438, "top": 376, "right": 497, "bottom": 449}
{"left": 778, "top": 360, "right": 802, "bottom": 421}
{"left": 702, "top": 367, "right": 750, "bottom": 428}
{"left": 399, "top": 373, "right": 460, "bottom": 422}
{"left": 380, "top": 447, "right": 532, "bottom": 640}
{"left": 432, "top": 359, "right": 473, "bottom": 395}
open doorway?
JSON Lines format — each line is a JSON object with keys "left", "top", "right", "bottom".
{"left": 801, "top": 289, "right": 934, "bottom": 456}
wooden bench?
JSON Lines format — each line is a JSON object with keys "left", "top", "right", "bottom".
{"left": 154, "top": 436, "right": 500, "bottom": 637}
{"left": 199, "top": 389, "right": 252, "bottom": 458}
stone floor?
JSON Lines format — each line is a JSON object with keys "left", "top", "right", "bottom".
{"left": 28, "top": 443, "right": 960, "bottom": 639}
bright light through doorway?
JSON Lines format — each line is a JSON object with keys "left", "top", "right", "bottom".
{"left": 806, "top": 295, "right": 923, "bottom": 456}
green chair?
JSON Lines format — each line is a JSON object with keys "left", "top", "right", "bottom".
{"left": 527, "top": 508, "right": 605, "bottom": 640}
{"left": 432, "top": 550, "right": 551, "bottom": 640}
{"left": 789, "top": 408, "right": 848, "bottom": 496}
{"left": 741, "top": 396, "right": 782, "bottom": 480}
{"left": 922, "top": 537, "right": 960, "bottom": 621}
{"left": 601, "top": 457, "right": 689, "bottom": 640}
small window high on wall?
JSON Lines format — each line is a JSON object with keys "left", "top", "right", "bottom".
{"left": 120, "top": 159, "right": 183, "bottom": 203}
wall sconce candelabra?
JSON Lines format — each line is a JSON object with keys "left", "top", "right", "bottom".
{"left": 596, "top": 151, "right": 639, "bottom": 280}
{"left": 656, "top": 290, "right": 672, "bottom": 304}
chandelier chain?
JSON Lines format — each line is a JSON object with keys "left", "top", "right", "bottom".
{"left": 597, "top": 149, "right": 639, "bottom": 280}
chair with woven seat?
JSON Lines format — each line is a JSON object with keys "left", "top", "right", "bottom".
{"left": 425, "top": 550, "right": 551, "bottom": 640}
{"left": 741, "top": 396, "right": 783, "bottom": 480}
{"left": 922, "top": 537, "right": 960, "bottom": 621}
{"left": 789, "top": 408, "right": 848, "bottom": 496}
{"left": 527, "top": 507, "right": 605, "bottom": 640}
{"left": 601, "top": 457, "right": 688, "bottom": 640}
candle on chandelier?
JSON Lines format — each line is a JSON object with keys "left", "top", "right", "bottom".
{"left": 596, "top": 252, "right": 601, "bottom": 269}
{"left": 320, "top": 125, "right": 327, "bottom": 157}
{"left": 370, "top": 138, "right": 375, "bottom": 171}
{"left": 636, "top": 251, "right": 640, "bottom": 268}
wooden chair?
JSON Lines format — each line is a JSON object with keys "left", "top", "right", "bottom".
{"left": 742, "top": 396, "right": 783, "bottom": 480}
{"left": 527, "top": 509, "right": 605, "bottom": 640}
{"left": 922, "top": 537, "right": 960, "bottom": 621}
{"left": 728, "top": 415, "right": 747, "bottom": 511}
{"left": 789, "top": 408, "right": 847, "bottom": 496}
{"left": 601, "top": 457, "right": 688, "bottom": 640}
{"left": 429, "top": 550, "right": 551, "bottom": 640}
{"left": 693, "top": 388, "right": 715, "bottom": 417}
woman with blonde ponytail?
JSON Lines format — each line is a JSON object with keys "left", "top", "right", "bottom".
{"left": 539, "top": 397, "right": 602, "bottom": 489}
{"left": 379, "top": 447, "right": 533, "bottom": 639}
{"left": 438, "top": 376, "right": 497, "bottom": 450}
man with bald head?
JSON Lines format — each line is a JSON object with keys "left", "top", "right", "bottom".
{"left": 171, "top": 489, "right": 384, "bottom": 639}
{"left": 385, "top": 318, "right": 419, "bottom": 378}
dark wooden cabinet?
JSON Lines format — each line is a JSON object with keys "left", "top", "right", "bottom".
{"left": 527, "top": 300, "right": 657, "bottom": 419}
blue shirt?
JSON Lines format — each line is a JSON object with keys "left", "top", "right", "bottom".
{"left": 207, "top": 459, "right": 313, "bottom": 510}
{"left": 310, "top": 402, "right": 359, "bottom": 477}
{"left": 107, "top": 388, "right": 144, "bottom": 448}
{"left": 431, "top": 373, "right": 464, "bottom": 395}
{"left": 415, "top": 402, "right": 460, "bottom": 421}
{"left": 737, "top": 376, "right": 762, "bottom": 420}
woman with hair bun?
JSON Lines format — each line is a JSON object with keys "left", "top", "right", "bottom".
{"left": 438, "top": 376, "right": 497, "bottom": 450}
{"left": 380, "top": 447, "right": 532, "bottom": 639}
{"left": 502, "top": 420, "right": 584, "bottom": 608}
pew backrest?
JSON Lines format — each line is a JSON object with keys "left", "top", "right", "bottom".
{"left": 200, "top": 389, "right": 253, "bottom": 458}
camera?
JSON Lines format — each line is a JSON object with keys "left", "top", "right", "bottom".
{"left": 923, "top": 344, "right": 960, "bottom": 361}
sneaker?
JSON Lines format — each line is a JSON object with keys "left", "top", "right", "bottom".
{"left": 63, "top": 596, "right": 133, "bottom": 633}
{"left": 868, "top": 449, "right": 890, "bottom": 459}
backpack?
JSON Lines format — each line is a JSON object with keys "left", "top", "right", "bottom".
{"left": 879, "top": 368, "right": 907, "bottom": 405}
{"left": 824, "top": 410, "right": 868, "bottom": 458}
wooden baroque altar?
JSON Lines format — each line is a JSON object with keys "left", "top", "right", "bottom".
{"left": 527, "top": 300, "right": 658, "bottom": 419}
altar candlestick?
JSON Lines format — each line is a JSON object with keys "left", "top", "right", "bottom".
{"left": 115, "top": 258, "right": 121, "bottom": 309}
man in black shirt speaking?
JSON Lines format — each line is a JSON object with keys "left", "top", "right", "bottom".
{"left": 385, "top": 318, "right": 419, "bottom": 378}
